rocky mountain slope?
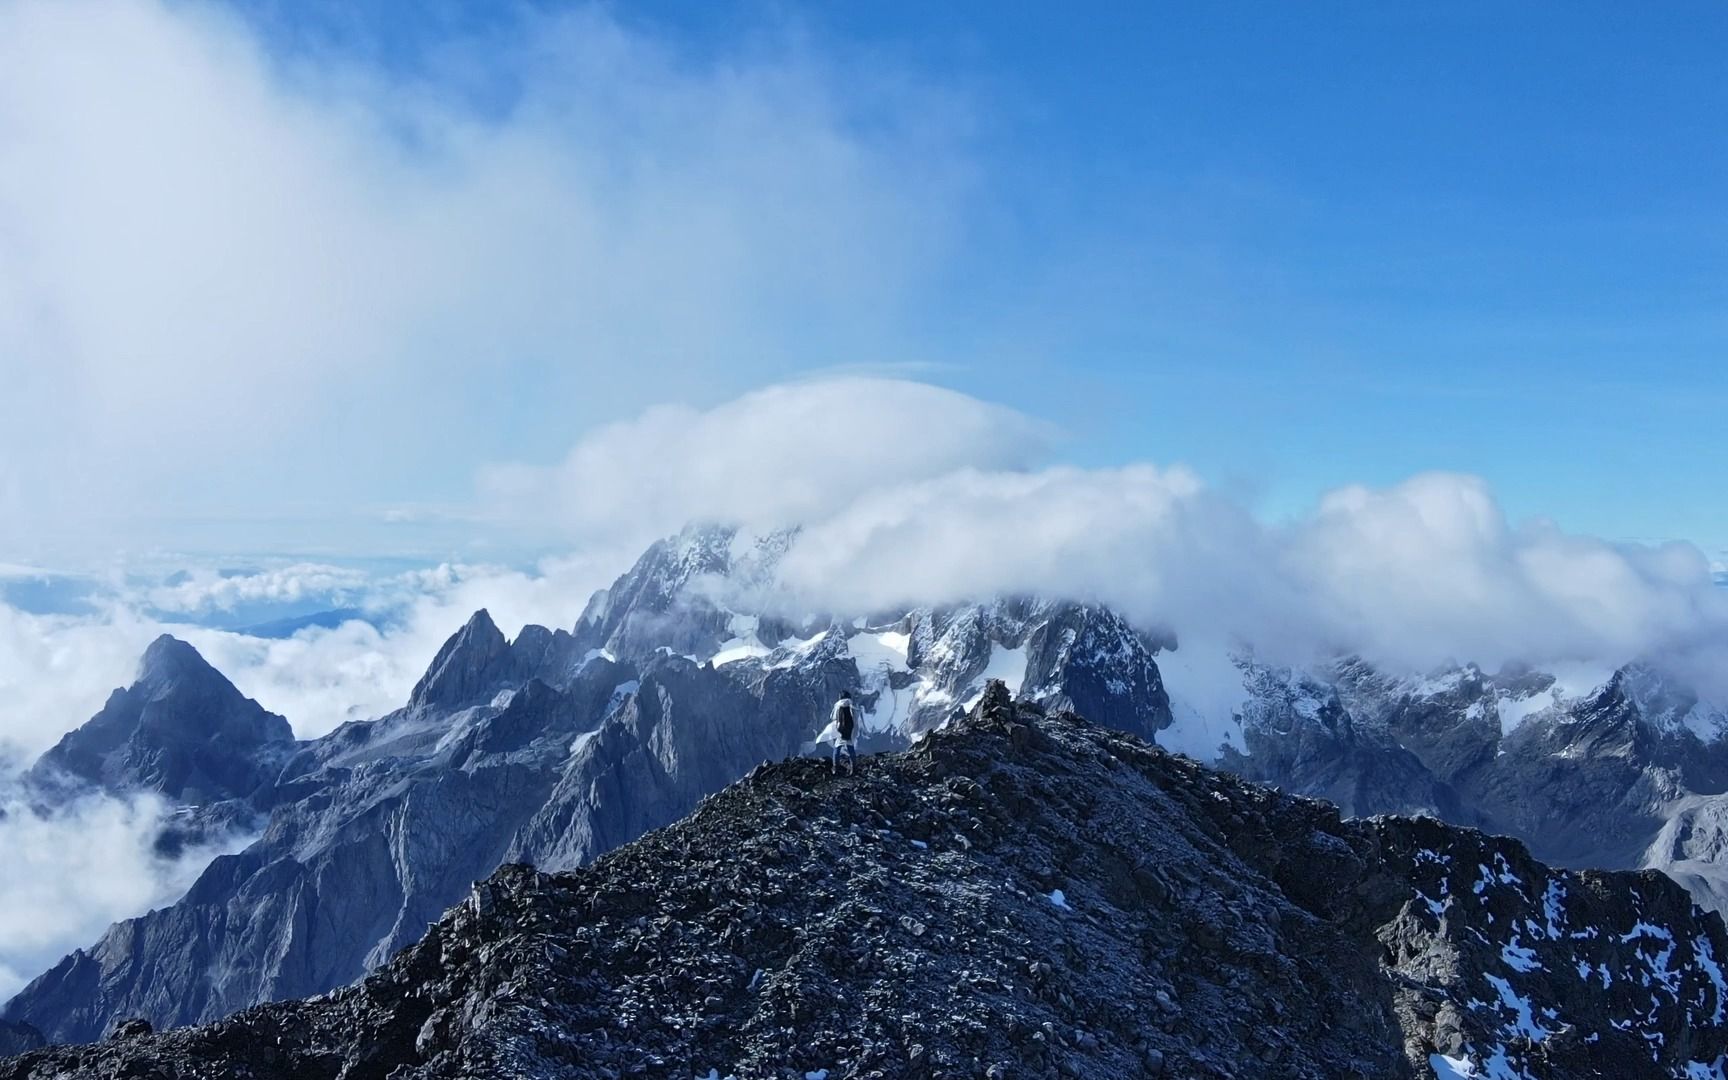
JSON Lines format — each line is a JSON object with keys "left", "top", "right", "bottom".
{"left": 8, "top": 523, "right": 1727, "bottom": 1050}
{"left": 5, "top": 685, "right": 1726, "bottom": 1080}
{"left": 28, "top": 633, "right": 294, "bottom": 806}
{"left": 3, "top": 528, "right": 1172, "bottom": 1044}
{"left": 1218, "top": 655, "right": 1728, "bottom": 880}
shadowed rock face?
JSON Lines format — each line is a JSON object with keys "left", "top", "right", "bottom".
{"left": 408, "top": 609, "right": 524, "bottom": 711}
{"left": 1219, "top": 661, "right": 1462, "bottom": 821}
{"left": 4, "top": 687, "right": 1724, "bottom": 1080}
{"left": 0, "top": 1025, "right": 40, "bottom": 1060}
{"left": 2, "top": 654, "right": 637, "bottom": 1045}
{"left": 0, "top": 620, "right": 877, "bottom": 1043}
{"left": 29, "top": 634, "right": 293, "bottom": 805}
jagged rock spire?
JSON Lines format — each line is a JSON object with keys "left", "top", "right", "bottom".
{"left": 409, "top": 609, "right": 519, "bottom": 710}
{"left": 30, "top": 636, "right": 293, "bottom": 803}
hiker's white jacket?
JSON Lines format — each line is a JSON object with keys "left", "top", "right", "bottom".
{"left": 819, "top": 699, "right": 859, "bottom": 745}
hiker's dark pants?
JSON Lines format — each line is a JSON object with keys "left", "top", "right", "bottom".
{"left": 833, "top": 740, "right": 857, "bottom": 772}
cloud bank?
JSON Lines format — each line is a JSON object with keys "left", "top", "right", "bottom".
{"left": 0, "top": 778, "right": 250, "bottom": 1001}
{"left": 0, "top": 553, "right": 627, "bottom": 757}
{"left": 6, "top": 1, "right": 1717, "bottom": 1013}
{"left": 481, "top": 378, "right": 1054, "bottom": 552}
{"left": 6, "top": 376, "right": 1724, "bottom": 758}
{"left": 0, "top": 375, "right": 1722, "bottom": 1002}
{"left": 496, "top": 377, "right": 1728, "bottom": 694}
{"left": 0, "top": 551, "right": 625, "bottom": 999}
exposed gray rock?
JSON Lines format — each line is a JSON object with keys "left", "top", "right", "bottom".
{"left": 2, "top": 653, "right": 633, "bottom": 1044}
{"left": 29, "top": 634, "right": 293, "bottom": 805}
{"left": 1220, "top": 654, "right": 1728, "bottom": 893}
{"left": 879, "top": 599, "right": 1173, "bottom": 737}
{"left": 5, "top": 567, "right": 1165, "bottom": 1044}
{"left": 1646, "top": 794, "right": 1728, "bottom": 914}
{"left": 570, "top": 525, "right": 796, "bottom": 665}
{"left": 1019, "top": 602, "right": 1171, "bottom": 740}
{"left": 408, "top": 608, "right": 527, "bottom": 711}
{"left": 1220, "top": 659, "right": 1459, "bottom": 820}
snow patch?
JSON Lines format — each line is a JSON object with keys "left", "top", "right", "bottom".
{"left": 606, "top": 680, "right": 639, "bottom": 715}
{"left": 1500, "top": 937, "right": 1541, "bottom": 973}
{"left": 1431, "top": 1054, "right": 1476, "bottom": 1079}
{"left": 1540, "top": 879, "right": 1567, "bottom": 939}
{"left": 1697, "top": 934, "right": 1728, "bottom": 1024}
{"left": 848, "top": 630, "right": 910, "bottom": 674}
{"left": 1494, "top": 686, "right": 1560, "bottom": 735}
{"left": 1411, "top": 668, "right": 1468, "bottom": 698}
{"left": 1484, "top": 973, "right": 1550, "bottom": 1041}
{"left": 848, "top": 630, "right": 925, "bottom": 734}
{"left": 768, "top": 630, "right": 831, "bottom": 669}
{"left": 711, "top": 638, "right": 771, "bottom": 666}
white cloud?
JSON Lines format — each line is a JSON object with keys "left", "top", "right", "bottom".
{"left": 0, "top": 0, "right": 972, "bottom": 559}
{"left": 0, "top": 551, "right": 627, "bottom": 1000}
{"left": 6, "top": 0, "right": 1718, "bottom": 1018}
{"left": 0, "top": 603, "right": 163, "bottom": 757}
{"left": 481, "top": 377, "right": 1054, "bottom": 551}
{"left": 0, "top": 779, "right": 248, "bottom": 1001}
{"left": 0, "top": 551, "right": 624, "bottom": 756}
{"left": 778, "top": 462, "right": 1728, "bottom": 692}
{"left": 180, "top": 551, "right": 623, "bottom": 738}
{"left": 497, "top": 378, "right": 1728, "bottom": 697}
{"left": 1288, "top": 475, "right": 1727, "bottom": 681}
{"left": 0, "top": 536, "right": 629, "bottom": 1003}
{"left": 145, "top": 563, "right": 374, "bottom": 615}
{"left": 7, "top": 378, "right": 1725, "bottom": 760}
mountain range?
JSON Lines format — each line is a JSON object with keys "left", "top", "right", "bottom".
{"left": 4, "top": 524, "right": 1728, "bottom": 1067}
{"left": 6, "top": 687, "right": 1728, "bottom": 1078}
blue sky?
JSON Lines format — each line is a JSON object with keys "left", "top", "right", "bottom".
{"left": 252, "top": 1, "right": 1728, "bottom": 544}
{"left": 1, "top": 1, "right": 1724, "bottom": 564}
{"left": 765, "top": 2, "right": 1728, "bottom": 543}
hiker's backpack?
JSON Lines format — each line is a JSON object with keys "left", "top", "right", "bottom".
{"left": 835, "top": 699, "right": 856, "bottom": 741}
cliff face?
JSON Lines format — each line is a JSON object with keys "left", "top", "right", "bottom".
{"left": 6, "top": 685, "right": 1724, "bottom": 1080}
{"left": 1220, "top": 655, "right": 1728, "bottom": 886}
{"left": 29, "top": 634, "right": 294, "bottom": 805}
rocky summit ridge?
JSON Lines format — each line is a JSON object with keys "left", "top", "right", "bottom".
{"left": 6, "top": 684, "right": 1726, "bottom": 1080}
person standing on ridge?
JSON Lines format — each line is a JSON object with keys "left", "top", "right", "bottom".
{"left": 830, "top": 691, "right": 859, "bottom": 776}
